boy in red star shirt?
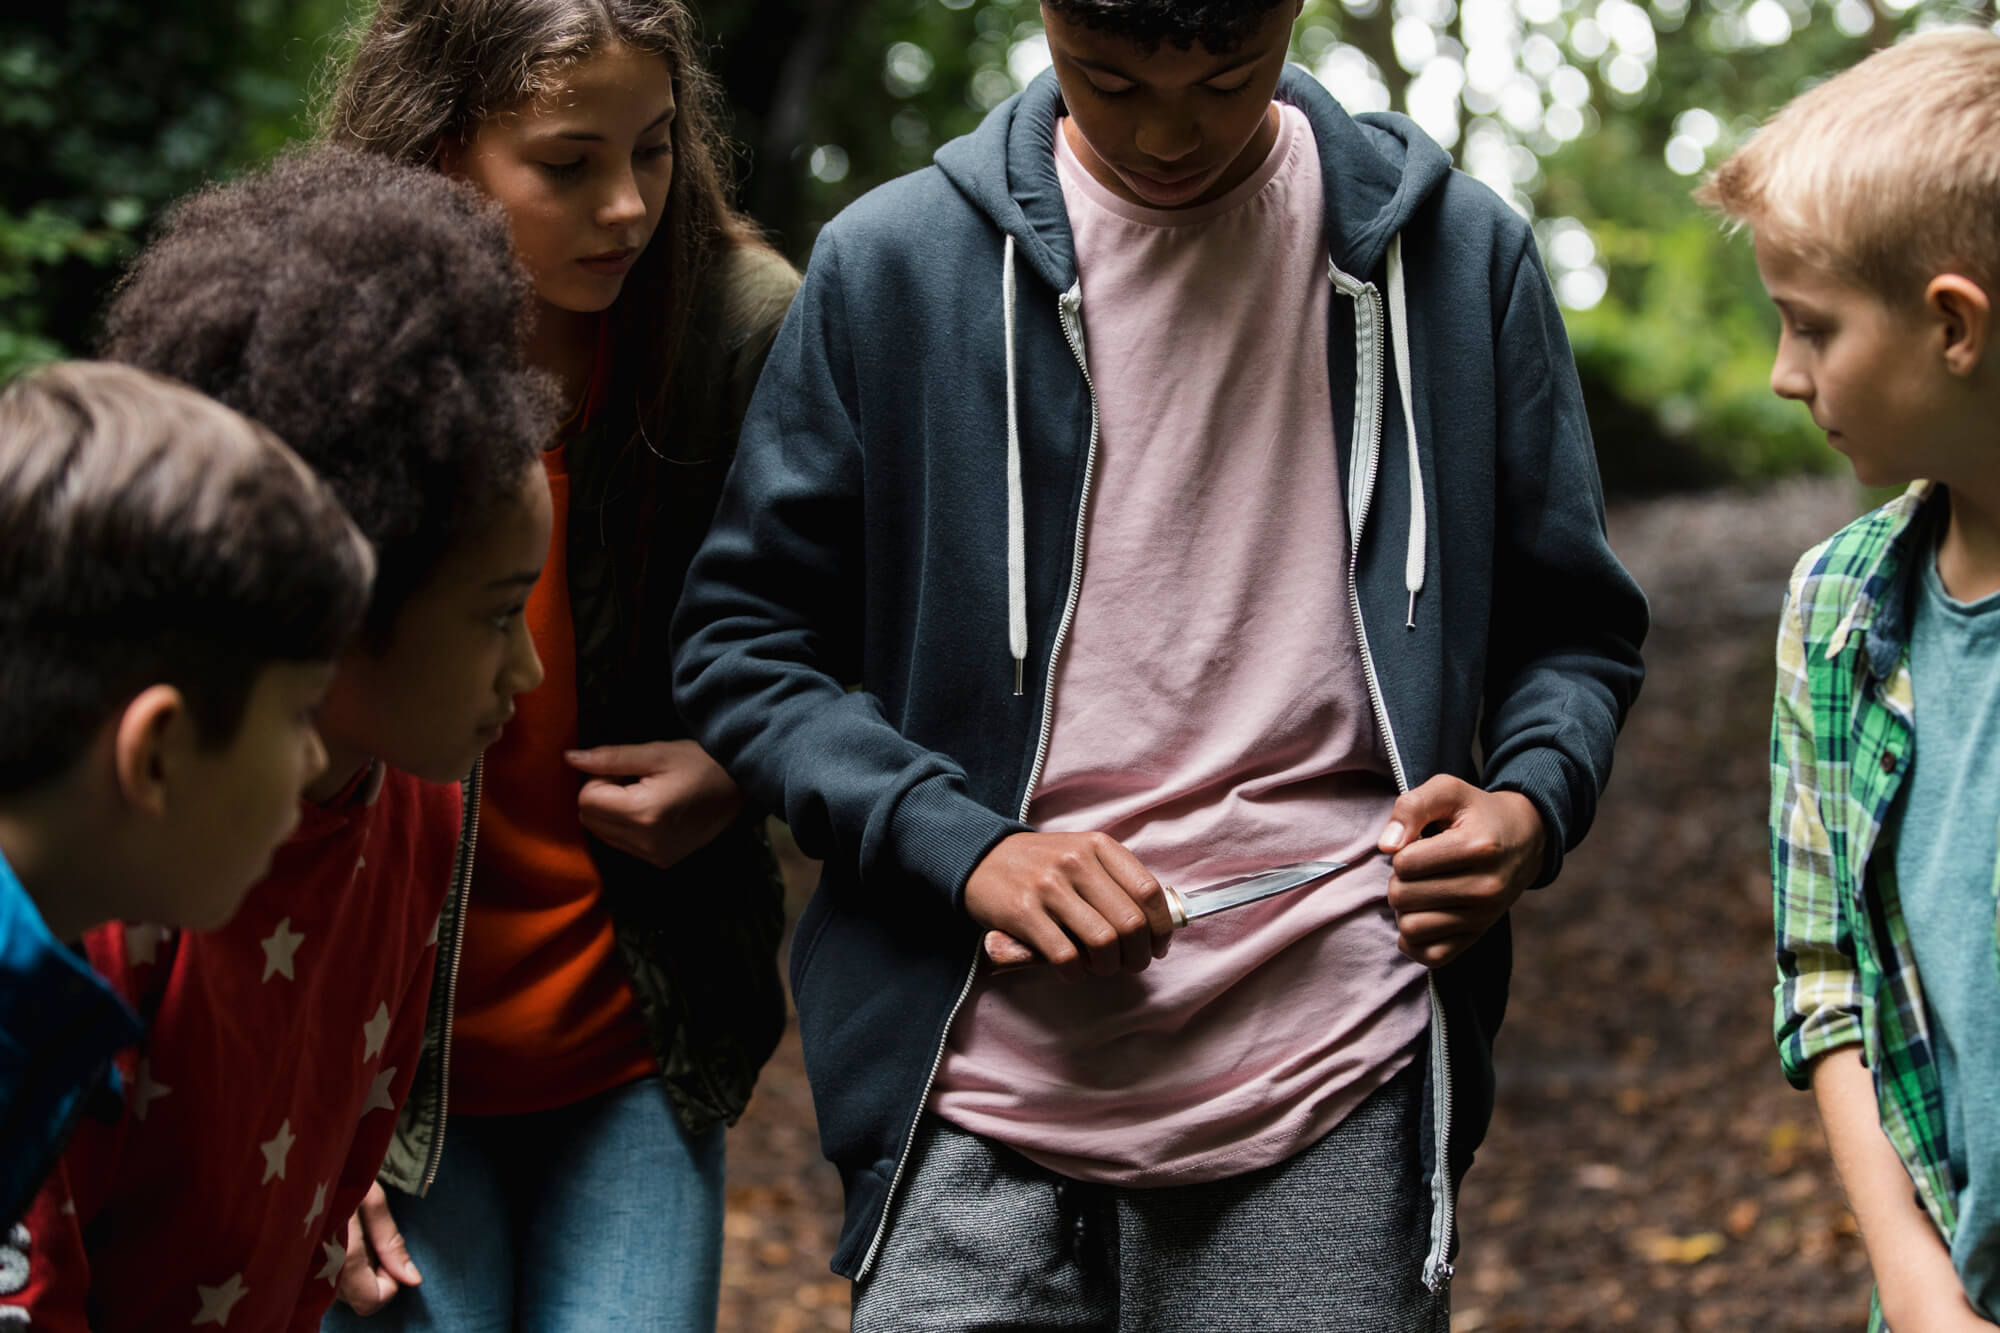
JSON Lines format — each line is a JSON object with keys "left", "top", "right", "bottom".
{"left": 0, "top": 149, "right": 553, "bottom": 1331}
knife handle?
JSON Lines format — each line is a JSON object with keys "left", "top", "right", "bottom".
{"left": 981, "top": 885, "right": 1185, "bottom": 971}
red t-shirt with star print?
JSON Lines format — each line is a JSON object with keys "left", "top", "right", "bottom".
{"left": 0, "top": 764, "right": 460, "bottom": 1332}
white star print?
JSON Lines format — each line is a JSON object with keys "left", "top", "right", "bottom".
{"left": 258, "top": 917, "right": 305, "bottom": 982}
{"left": 302, "top": 1181, "right": 327, "bottom": 1236}
{"left": 132, "top": 1060, "right": 171, "bottom": 1120}
{"left": 363, "top": 1067, "right": 397, "bottom": 1115}
{"left": 317, "top": 1239, "right": 346, "bottom": 1285}
{"left": 259, "top": 1119, "right": 295, "bottom": 1183}
{"left": 192, "top": 1272, "right": 249, "bottom": 1326}
{"left": 125, "top": 923, "right": 170, "bottom": 966}
{"left": 361, "top": 1002, "right": 392, "bottom": 1062}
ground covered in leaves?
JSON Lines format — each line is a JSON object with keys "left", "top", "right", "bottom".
{"left": 718, "top": 476, "right": 1877, "bottom": 1332}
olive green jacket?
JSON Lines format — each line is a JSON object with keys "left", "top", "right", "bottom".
{"left": 381, "top": 244, "right": 801, "bottom": 1194}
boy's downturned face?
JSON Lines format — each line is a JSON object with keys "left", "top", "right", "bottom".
{"left": 1755, "top": 236, "right": 1987, "bottom": 488}
{"left": 311, "top": 466, "right": 551, "bottom": 796}
{"left": 1044, "top": 1, "right": 1302, "bottom": 210}
{"left": 149, "top": 661, "right": 335, "bottom": 929}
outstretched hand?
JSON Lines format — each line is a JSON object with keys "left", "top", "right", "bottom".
{"left": 568, "top": 740, "right": 743, "bottom": 870}
{"left": 1379, "top": 775, "right": 1546, "bottom": 968}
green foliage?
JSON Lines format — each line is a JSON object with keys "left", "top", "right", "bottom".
{"left": 9, "top": 0, "right": 1997, "bottom": 493}
{"left": 785, "top": 0, "right": 1036, "bottom": 240}
{"left": 1564, "top": 217, "right": 1837, "bottom": 492}
{"left": 1524, "top": 0, "right": 1988, "bottom": 490}
{"left": 0, "top": 0, "right": 351, "bottom": 379}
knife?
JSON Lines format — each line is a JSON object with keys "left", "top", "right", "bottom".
{"left": 981, "top": 858, "right": 1346, "bottom": 969}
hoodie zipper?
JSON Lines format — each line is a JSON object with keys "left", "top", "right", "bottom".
{"left": 854, "top": 279, "right": 1103, "bottom": 1285}
{"left": 418, "top": 757, "right": 480, "bottom": 1194}
{"left": 1329, "top": 258, "right": 1455, "bottom": 1293}
{"left": 1021, "top": 283, "right": 1101, "bottom": 808}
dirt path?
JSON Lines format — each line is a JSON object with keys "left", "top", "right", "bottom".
{"left": 718, "top": 476, "right": 1877, "bottom": 1332}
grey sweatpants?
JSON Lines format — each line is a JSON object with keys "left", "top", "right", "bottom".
{"left": 851, "top": 1058, "right": 1449, "bottom": 1332}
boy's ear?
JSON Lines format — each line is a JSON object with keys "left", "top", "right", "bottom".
{"left": 1926, "top": 274, "right": 1991, "bottom": 378}
{"left": 112, "top": 684, "right": 192, "bottom": 818}
{"left": 434, "top": 135, "right": 467, "bottom": 178}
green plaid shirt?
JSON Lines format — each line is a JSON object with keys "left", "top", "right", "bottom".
{"left": 1771, "top": 482, "right": 1958, "bottom": 1328}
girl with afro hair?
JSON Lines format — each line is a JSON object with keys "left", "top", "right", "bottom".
{"left": 322, "top": 4, "right": 798, "bottom": 1329}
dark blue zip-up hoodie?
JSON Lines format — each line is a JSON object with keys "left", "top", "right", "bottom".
{"left": 674, "top": 65, "right": 1647, "bottom": 1288}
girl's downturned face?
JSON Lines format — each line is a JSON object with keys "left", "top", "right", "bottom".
{"left": 445, "top": 43, "right": 676, "bottom": 315}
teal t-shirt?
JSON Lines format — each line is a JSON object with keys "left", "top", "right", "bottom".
{"left": 0, "top": 847, "right": 141, "bottom": 1227}
{"left": 1895, "top": 538, "right": 2000, "bottom": 1318}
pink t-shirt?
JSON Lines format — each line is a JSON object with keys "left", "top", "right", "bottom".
{"left": 930, "top": 105, "right": 1430, "bottom": 1186}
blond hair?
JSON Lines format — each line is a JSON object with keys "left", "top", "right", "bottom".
{"left": 1697, "top": 28, "right": 2000, "bottom": 303}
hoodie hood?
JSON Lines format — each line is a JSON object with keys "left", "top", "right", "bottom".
{"left": 935, "top": 63, "right": 1455, "bottom": 294}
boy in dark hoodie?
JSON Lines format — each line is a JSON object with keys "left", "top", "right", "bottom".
{"left": 674, "top": 2, "right": 1647, "bottom": 1325}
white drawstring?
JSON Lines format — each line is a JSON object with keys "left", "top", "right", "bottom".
{"left": 1386, "top": 235, "right": 1426, "bottom": 629}
{"left": 1003, "top": 234, "right": 1028, "bottom": 694}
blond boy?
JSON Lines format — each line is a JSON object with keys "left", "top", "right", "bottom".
{"left": 1704, "top": 30, "right": 2000, "bottom": 1331}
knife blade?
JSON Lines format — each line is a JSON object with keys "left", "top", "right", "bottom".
{"left": 1161, "top": 859, "right": 1347, "bottom": 927}
{"left": 982, "top": 858, "right": 1347, "bottom": 969}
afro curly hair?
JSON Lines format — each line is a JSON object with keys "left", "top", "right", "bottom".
{"left": 102, "top": 145, "right": 554, "bottom": 640}
{"left": 1042, "top": 0, "right": 1290, "bottom": 53}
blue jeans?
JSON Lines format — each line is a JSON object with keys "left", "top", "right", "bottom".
{"left": 323, "top": 1076, "right": 724, "bottom": 1333}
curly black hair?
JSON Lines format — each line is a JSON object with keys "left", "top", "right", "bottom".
{"left": 1042, "top": 0, "right": 1290, "bottom": 53}
{"left": 102, "top": 145, "right": 554, "bottom": 640}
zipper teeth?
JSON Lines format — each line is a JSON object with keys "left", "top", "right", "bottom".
{"left": 1340, "top": 272, "right": 1452, "bottom": 1289}
{"left": 1423, "top": 980, "right": 1454, "bottom": 1290}
{"left": 853, "top": 957, "right": 980, "bottom": 1282}
{"left": 420, "top": 757, "right": 480, "bottom": 1194}
{"left": 857, "top": 281, "right": 1104, "bottom": 1285}
{"left": 1019, "top": 285, "right": 1100, "bottom": 813}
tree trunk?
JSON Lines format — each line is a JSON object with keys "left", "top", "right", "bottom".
{"left": 746, "top": 0, "right": 867, "bottom": 246}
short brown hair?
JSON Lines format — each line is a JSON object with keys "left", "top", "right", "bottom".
{"left": 1696, "top": 28, "right": 2000, "bottom": 303}
{"left": 0, "top": 362, "right": 374, "bottom": 794}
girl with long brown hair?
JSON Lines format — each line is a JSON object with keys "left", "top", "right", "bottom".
{"left": 319, "top": 4, "right": 797, "bottom": 1327}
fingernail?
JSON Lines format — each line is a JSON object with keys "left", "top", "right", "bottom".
{"left": 1382, "top": 821, "right": 1405, "bottom": 848}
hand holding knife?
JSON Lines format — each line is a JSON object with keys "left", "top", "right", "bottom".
{"left": 981, "top": 859, "right": 1345, "bottom": 970}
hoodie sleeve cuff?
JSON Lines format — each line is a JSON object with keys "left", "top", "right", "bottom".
{"left": 884, "top": 773, "right": 1031, "bottom": 912}
{"left": 1487, "top": 748, "right": 1585, "bottom": 890}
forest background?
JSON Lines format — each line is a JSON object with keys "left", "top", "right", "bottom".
{"left": 4, "top": 0, "right": 1998, "bottom": 495}
{"left": 7, "top": 3, "right": 2000, "bottom": 1329}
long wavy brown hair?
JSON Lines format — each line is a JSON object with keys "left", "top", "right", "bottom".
{"left": 322, "top": 0, "right": 765, "bottom": 471}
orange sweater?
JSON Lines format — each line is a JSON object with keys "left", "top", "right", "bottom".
{"left": 451, "top": 440, "right": 655, "bottom": 1115}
